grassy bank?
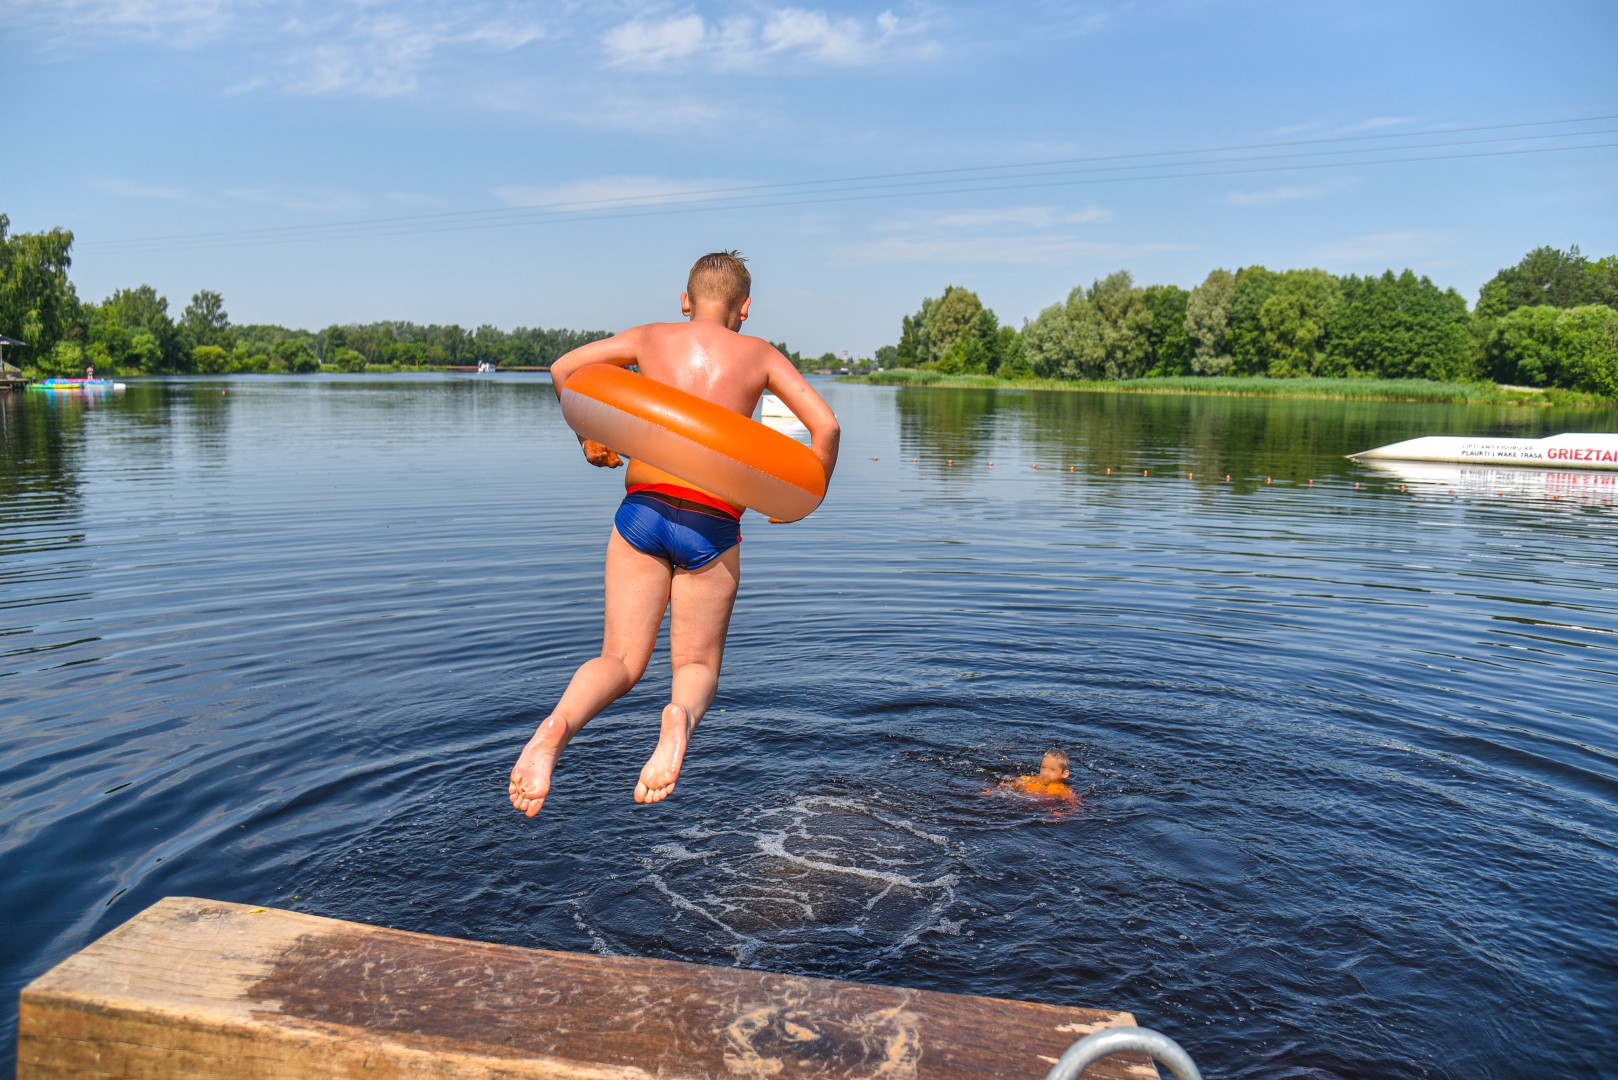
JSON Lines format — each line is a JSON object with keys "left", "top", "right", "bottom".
{"left": 842, "top": 370, "right": 1609, "bottom": 406}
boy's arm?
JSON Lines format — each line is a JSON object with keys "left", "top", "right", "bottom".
{"left": 548, "top": 328, "right": 648, "bottom": 467}
{"left": 763, "top": 349, "right": 840, "bottom": 483}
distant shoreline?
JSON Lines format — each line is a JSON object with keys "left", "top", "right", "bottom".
{"left": 837, "top": 371, "right": 1607, "bottom": 407}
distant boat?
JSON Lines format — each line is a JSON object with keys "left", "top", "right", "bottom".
{"left": 757, "top": 392, "right": 808, "bottom": 438}
{"left": 31, "top": 378, "right": 127, "bottom": 392}
{"left": 1350, "top": 433, "right": 1618, "bottom": 471}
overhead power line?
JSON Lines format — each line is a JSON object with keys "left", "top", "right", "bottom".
{"left": 79, "top": 114, "right": 1618, "bottom": 255}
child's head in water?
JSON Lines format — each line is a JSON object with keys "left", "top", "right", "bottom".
{"left": 1038, "top": 748, "right": 1070, "bottom": 783}
{"left": 985, "top": 747, "right": 1076, "bottom": 805}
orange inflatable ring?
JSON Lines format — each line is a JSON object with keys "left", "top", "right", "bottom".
{"left": 558, "top": 364, "right": 826, "bottom": 522}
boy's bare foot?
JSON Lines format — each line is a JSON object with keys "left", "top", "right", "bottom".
{"left": 509, "top": 715, "right": 569, "bottom": 818}
{"left": 635, "top": 703, "right": 695, "bottom": 804}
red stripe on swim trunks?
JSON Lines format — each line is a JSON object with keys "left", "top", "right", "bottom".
{"left": 626, "top": 483, "right": 743, "bottom": 521}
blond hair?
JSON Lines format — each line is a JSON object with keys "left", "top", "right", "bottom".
{"left": 1044, "top": 748, "right": 1070, "bottom": 769}
{"left": 687, "top": 250, "right": 751, "bottom": 308}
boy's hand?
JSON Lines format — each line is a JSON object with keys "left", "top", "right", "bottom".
{"left": 580, "top": 438, "right": 623, "bottom": 468}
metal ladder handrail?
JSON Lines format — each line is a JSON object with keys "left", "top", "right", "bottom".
{"left": 1045, "top": 1025, "right": 1203, "bottom": 1080}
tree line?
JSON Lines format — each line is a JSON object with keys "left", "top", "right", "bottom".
{"left": 6, "top": 212, "right": 1613, "bottom": 394}
{"left": 0, "top": 213, "right": 615, "bottom": 376}
{"left": 889, "top": 246, "right": 1618, "bottom": 396}
{"left": 0, "top": 214, "right": 846, "bottom": 378}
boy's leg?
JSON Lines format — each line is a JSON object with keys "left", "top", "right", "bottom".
{"left": 510, "top": 529, "right": 671, "bottom": 817}
{"left": 635, "top": 544, "right": 741, "bottom": 804}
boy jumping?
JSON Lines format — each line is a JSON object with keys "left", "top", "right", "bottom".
{"left": 508, "top": 252, "right": 840, "bottom": 817}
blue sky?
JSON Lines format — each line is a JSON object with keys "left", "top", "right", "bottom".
{"left": 3, "top": 0, "right": 1615, "bottom": 357}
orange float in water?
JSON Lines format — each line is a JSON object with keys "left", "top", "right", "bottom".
{"left": 558, "top": 365, "right": 827, "bottom": 523}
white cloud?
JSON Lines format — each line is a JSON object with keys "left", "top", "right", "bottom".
{"left": 603, "top": 14, "right": 708, "bottom": 66}
{"left": 839, "top": 235, "right": 1145, "bottom": 265}
{"left": 383, "top": 191, "right": 448, "bottom": 208}
{"left": 223, "top": 187, "right": 369, "bottom": 214}
{"left": 1344, "top": 116, "right": 1417, "bottom": 133}
{"left": 602, "top": 6, "right": 917, "bottom": 70}
{"left": 1227, "top": 186, "right": 1323, "bottom": 206}
{"left": 760, "top": 9, "right": 871, "bottom": 62}
{"left": 7, "top": 0, "right": 230, "bottom": 47}
{"left": 923, "top": 206, "right": 1111, "bottom": 229}
{"left": 278, "top": 10, "right": 545, "bottom": 99}
{"left": 96, "top": 179, "right": 195, "bottom": 202}
{"left": 843, "top": 202, "right": 1120, "bottom": 263}
{"left": 493, "top": 176, "right": 747, "bottom": 212}
{"left": 1264, "top": 115, "right": 1419, "bottom": 140}
{"left": 10, "top": 0, "right": 545, "bottom": 98}
{"left": 465, "top": 76, "right": 740, "bottom": 135}
{"left": 1311, "top": 230, "right": 1450, "bottom": 264}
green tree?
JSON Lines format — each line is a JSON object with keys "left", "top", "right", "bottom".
{"left": 995, "top": 325, "right": 1029, "bottom": 378}
{"left": 1143, "top": 284, "right": 1192, "bottom": 376}
{"left": 1074, "top": 271, "right": 1152, "bottom": 380}
{"left": 928, "top": 287, "right": 985, "bottom": 364}
{"left": 271, "top": 336, "right": 319, "bottom": 373}
{"left": 192, "top": 344, "right": 230, "bottom": 374}
{"left": 874, "top": 344, "right": 898, "bottom": 369}
{"left": 1590, "top": 257, "right": 1618, "bottom": 309}
{"left": 1553, "top": 305, "right": 1618, "bottom": 396}
{"left": 1024, "top": 291, "right": 1082, "bottom": 379}
{"left": 895, "top": 288, "right": 984, "bottom": 368}
{"left": 101, "top": 285, "right": 180, "bottom": 370}
{"left": 439, "top": 324, "right": 470, "bottom": 365}
{"left": 937, "top": 306, "right": 1007, "bottom": 375}
{"left": 43, "top": 340, "right": 86, "bottom": 378}
{"left": 1484, "top": 304, "right": 1569, "bottom": 387}
{"left": 1329, "top": 270, "right": 1474, "bottom": 380}
{"left": 1475, "top": 245, "right": 1598, "bottom": 319}
{"left": 1227, "top": 266, "right": 1281, "bottom": 375}
{"left": 1259, "top": 269, "right": 1343, "bottom": 377}
{"left": 1023, "top": 275, "right": 1150, "bottom": 381}
{"left": 894, "top": 315, "right": 916, "bottom": 366}
{"left": 1486, "top": 304, "right": 1618, "bottom": 395}
{"left": 331, "top": 347, "right": 368, "bottom": 373}
{"left": 1186, "top": 269, "right": 1235, "bottom": 375}
{"left": 0, "top": 214, "right": 78, "bottom": 368}
{"left": 179, "top": 289, "right": 232, "bottom": 353}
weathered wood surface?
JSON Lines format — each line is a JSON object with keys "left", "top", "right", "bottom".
{"left": 19, "top": 896, "right": 1155, "bottom": 1079}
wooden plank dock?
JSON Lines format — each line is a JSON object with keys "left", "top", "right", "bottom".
{"left": 18, "top": 897, "right": 1156, "bottom": 1079}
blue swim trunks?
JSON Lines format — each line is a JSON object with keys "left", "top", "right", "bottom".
{"left": 614, "top": 485, "right": 742, "bottom": 570}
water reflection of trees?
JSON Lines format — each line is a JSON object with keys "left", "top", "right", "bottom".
{"left": 1, "top": 390, "right": 85, "bottom": 523}
{"left": 894, "top": 387, "right": 1617, "bottom": 488}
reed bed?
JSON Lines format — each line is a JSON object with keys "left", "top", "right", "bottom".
{"left": 846, "top": 371, "right": 1602, "bottom": 405}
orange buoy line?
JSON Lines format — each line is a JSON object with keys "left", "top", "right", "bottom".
{"left": 558, "top": 365, "right": 826, "bottom": 522}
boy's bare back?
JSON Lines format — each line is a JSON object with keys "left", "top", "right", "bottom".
{"left": 549, "top": 317, "right": 839, "bottom": 502}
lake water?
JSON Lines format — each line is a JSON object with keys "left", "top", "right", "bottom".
{"left": 3, "top": 374, "right": 1616, "bottom": 1078}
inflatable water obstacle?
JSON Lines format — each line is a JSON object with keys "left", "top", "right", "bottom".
{"left": 1350, "top": 433, "right": 1618, "bottom": 471}
{"left": 30, "top": 378, "right": 127, "bottom": 392}
{"left": 558, "top": 364, "right": 827, "bottom": 522}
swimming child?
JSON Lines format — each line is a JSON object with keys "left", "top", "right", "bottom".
{"left": 508, "top": 251, "right": 840, "bottom": 818}
{"left": 988, "top": 748, "right": 1078, "bottom": 803}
